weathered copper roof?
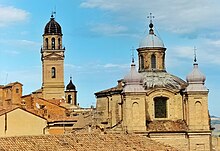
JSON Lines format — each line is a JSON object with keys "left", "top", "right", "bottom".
{"left": 141, "top": 71, "right": 187, "bottom": 90}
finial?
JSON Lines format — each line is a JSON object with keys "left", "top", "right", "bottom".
{"left": 193, "top": 46, "right": 197, "bottom": 63}
{"left": 51, "top": 11, "right": 56, "bottom": 18}
{"left": 131, "top": 47, "right": 135, "bottom": 63}
{"left": 147, "top": 13, "right": 154, "bottom": 34}
{"left": 70, "top": 75, "right": 72, "bottom": 81}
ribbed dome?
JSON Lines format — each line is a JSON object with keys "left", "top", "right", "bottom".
{"left": 186, "top": 63, "right": 206, "bottom": 84}
{"left": 44, "top": 15, "right": 62, "bottom": 35}
{"left": 124, "top": 63, "right": 143, "bottom": 85}
{"left": 139, "top": 23, "right": 164, "bottom": 48}
{"left": 66, "top": 78, "right": 76, "bottom": 90}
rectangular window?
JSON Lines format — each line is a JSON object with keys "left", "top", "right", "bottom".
{"left": 154, "top": 97, "right": 167, "bottom": 118}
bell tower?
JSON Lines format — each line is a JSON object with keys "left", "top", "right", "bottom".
{"left": 41, "top": 14, "right": 65, "bottom": 100}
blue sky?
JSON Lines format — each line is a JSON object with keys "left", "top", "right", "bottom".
{"left": 0, "top": 0, "right": 220, "bottom": 116}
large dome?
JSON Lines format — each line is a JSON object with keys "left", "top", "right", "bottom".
{"left": 139, "top": 23, "right": 164, "bottom": 48}
{"left": 139, "top": 34, "right": 164, "bottom": 48}
{"left": 44, "top": 15, "right": 62, "bottom": 35}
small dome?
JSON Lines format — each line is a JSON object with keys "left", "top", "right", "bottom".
{"left": 66, "top": 78, "right": 76, "bottom": 90}
{"left": 44, "top": 15, "right": 62, "bottom": 35}
{"left": 186, "top": 63, "right": 206, "bottom": 84}
{"left": 124, "top": 63, "right": 143, "bottom": 85}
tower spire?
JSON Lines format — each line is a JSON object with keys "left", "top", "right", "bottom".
{"left": 131, "top": 47, "right": 135, "bottom": 63}
{"left": 147, "top": 13, "right": 154, "bottom": 34}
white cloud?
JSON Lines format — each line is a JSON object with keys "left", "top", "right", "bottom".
{"left": 80, "top": 0, "right": 120, "bottom": 11}
{"left": 0, "top": 5, "right": 29, "bottom": 26}
{"left": 81, "top": 0, "right": 220, "bottom": 35}
{"left": 89, "top": 23, "right": 128, "bottom": 36}
{"left": 102, "top": 63, "right": 128, "bottom": 68}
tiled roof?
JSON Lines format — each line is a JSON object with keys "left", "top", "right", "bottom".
{"left": 95, "top": 86, "right": 123, "bottom": 97}
{"left": 3, "top": 82, "right": 23, "bottom": 89}
{"left": 147, "top": 120, "right": 188, "bottom": 132}
{"left": 0, "top": 133, "right": 178, "bottom": 151}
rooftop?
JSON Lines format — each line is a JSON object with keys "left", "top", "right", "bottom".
{"left": 0, "top": 133, "right": 178, "bottom": 151}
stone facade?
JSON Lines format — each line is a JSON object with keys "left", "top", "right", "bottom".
{"left": 95, "top": 21, "right": 211, "bottom": 150}
{"left": 0, "top": 82, "right": 22, "bottom": 108}
{"left": 0, "top": 107, "right": 47, "bottom": 136}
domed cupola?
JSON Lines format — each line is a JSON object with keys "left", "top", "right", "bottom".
{"left": 66, "top": 77, "right": 76, "bottom": 91}
{"left": 139, "top": 22, "right": 164, "bottom": 48}
{"left": 186, "top": 55, "right": 208, "bottom": 92}
{"left": 186, "top": 63, "right": 206, "bottom": 84}
{"left": 44, "top": 14, "right": 62, "bottom": 36}
{"left": 123, "top": 58, "right": 145, "bottom": 92}
{"left": 124, "top": 59, "right": 143, "bottom": 85}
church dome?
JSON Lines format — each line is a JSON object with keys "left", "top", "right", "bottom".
{"left": 186, "top": 63, "right": 206, "bottom": 84}
{"left": 139, "top": 23, "right": 164, "bottom": 48}
{"left": 124, "top": 62, "right": 143, "bottom": 85}
{"left": 44, "top": 15, "right": 62, "bottom": 35}
{"left": 141, "top": 71, "right": 187, "bottom": 90}
{"left": 66, "top": 78, "right": 76, "bottom": 90}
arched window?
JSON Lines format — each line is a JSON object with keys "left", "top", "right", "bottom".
{"left": 195, "top": 101, "right": 202, "bottom": 124}
{"left": 58, "top": 38, "right": 61, "bottom": 49}
{"left": 45, "top": 38, "right": 48, "bottom": 49}
{"left": 154, "top": 97, "right": 168, "bottom": 118}
{"left": 51, "top": 38, "right": 55, "bottom": 49}
{"left": 151, "top": 54, "right": 156, "bottom": 69}
{"left": 68, "top": 95, "right": 72, "bottom": 104}
{"left": 51, "top": 67, "right": 56, "bottom": 78}
{"left": 132, "top": 102, "right": 139, "bottom": 126}
{"left": 140, "top": 55, "right": 144, "bottom": 70}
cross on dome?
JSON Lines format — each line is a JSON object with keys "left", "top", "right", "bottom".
{"left": 194, "top": 46, "right": 197, "bottom": 63}
{"left": 131, "top": 47, "right": 135, "bottom": 63}
{"left": 147, "top": 13, "right": 154, "bottom": 24}
{"left": 147, "top": 13, "right": 155, "bottom": 34}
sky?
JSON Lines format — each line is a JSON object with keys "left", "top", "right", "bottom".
{"left": 0, "top": 0, "right": 220, "bottom": 116}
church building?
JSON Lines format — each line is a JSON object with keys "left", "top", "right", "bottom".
{"left": 95, "top": 17, "right": 211, "bottom": 150}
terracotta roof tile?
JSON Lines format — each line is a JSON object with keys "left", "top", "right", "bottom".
{"left": 147, "top": 120, "right": 188, "bottom": 132}
{"left": 0, "top": 134, "right": 179, "bottom": 151}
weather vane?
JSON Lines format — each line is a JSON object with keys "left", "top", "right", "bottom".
{"left": 51, "top": 6, "right": 56, "bottom": 18}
